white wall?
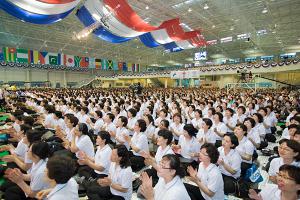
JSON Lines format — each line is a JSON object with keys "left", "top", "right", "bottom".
{"left": 0, "top": 68, "right": 92, "bottom": 88}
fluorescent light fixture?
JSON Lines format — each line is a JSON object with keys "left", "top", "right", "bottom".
{"left": 204, "top": 4, "right": 209, "bottom": 9}
{"left": 237, "top": 33, "right": 251, "bottom": 40}
{"left": 207, "top": 39, "right": 217, "bottom": 45}
{"left": 145, "top": 5, "right": 149, "bottom": 10}
{"left": 188, "top": 8, "right": 192, "bottom": 12}
{"left": 220, "top": 36, "right": 233, "bottom": 43}
{"left": 257, "top": 29, "right": 267, "bottom": 36}
{"left": 262, "top": 8, "right": 268, "bottom": 13}
{"left": 171, "top": 0, "right": 201, "bottom": 9}
{"left": 230, "top": 26, "right": 234, "bottom": 31}
{"left": 212, "top": 25, "right": 216, "bottom": 28}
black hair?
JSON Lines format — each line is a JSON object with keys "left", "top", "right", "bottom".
{"left": 224, "top": 133, "right": 239, "bottom": 149}
{"left": 280, "top": 139, "right": 300, "bottom": 161}
{"left": 194, "top": 109, "right": 202, "bottom": 118}
{"left": 236, "top": 124, "right": 248, "bottom": 136}
{"left": 201, "top": 143, "right": 219, "bottom": 164}
{"left": 128, "top": 108, "right": 137, "bottom": 117}
{"left": 118, "top": 116, "right": 128, "bottom": 127}
{"left": 173, "top": 113, "right": 182, "bottom": 123}
{"left": 238, "top": 106, "right": 246, "bottom": 114}
{"left": 54, "top": 111, "right": 63, "bottom": 119}
{"left": 115, "top": 144, "right": 131, "bottom": 168}
{"left": 95, "top": 110, "right": 103, "bottom": 118}
{"left": 160, "top": 109, "right": 168, "bottom": 116}
{"left": 202, "top": 118, "right": 213, "bottom": 129}
{"left": 158, "top": 129, "right": 173, "bottom": 145}
{"left": 106, "top": 113, "right": 115, "bottom": 122}
{"left": 144, "top": 114, "right": 154, "bottom": 125}
{"left": 98, "top": 131, "right": 112, "bottom": 145}
{"left": 78, "top": 123, "right": 89, "bottom": 135}
{"left": 162, "top": 154, "right": 185, "bottom": 178}
{"left": 253, "top": 113, "right": 263, "bottom": 123}
{"left": 69, "top": 115, "right": 79, "bottom": 127}
{"left": 183, "top": 124, "right": 198, "bottom": 137}
{"left": 279, "top": 164, "right": 300, "bottom": 185}
{"left": 26, "top": 129, "right": 43, "bottom": 145}
{"left": 208, "top": 107, "right": 216, "bottom": 115}
{"left": 81, "top": 107, "right": 89, "bottom": 114}
{"left": 160, "top": 119, "right": 170, "bottom": 129}
{"left": 214, "top": 112, "right": 224, "bottom": 122}
{"left": 137, "top": 119, "right": 147, "bottom": 132}
{"left": 22, "top": 116, "right": 35, "bottom": 126}
{"left": 47, "top": 155, "right": 76, "bottom": 184}
{"left": 20, "top": 124, "right": 32, "bottom": 134}
{"left": 31, "top": 141, "right": 50, "bottom": 160}
{"left": 244, "top": 117, "right": 256, "bottom": 128}
{"left": 226, "top": 108, "right": 235, "bottom": 116}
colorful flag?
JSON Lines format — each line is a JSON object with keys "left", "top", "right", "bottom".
{"left": 3, "top": 47, "right": 16, "bottom": 62}
{"left": 89, "top": 57, "right": 95, "bottom": 69}
{"left": 29, "top": 50, "right": 40, "bottom": 64}
{"left": 39, "top": 52, "right": 48, "bottom": 64}
{"left": 0, "top": 48, "right": 4, "bottom": 61}
{"left": 80, "top": 57, "right": 89, "bottom": 68}
{"left": 118, "top": 62, "right": 123, "bottom": 71}
{"left": 74, "top": 56, "right": 82, "bottom": 67}
{"left": 95, "top": 58, "right": 102, "bottom": 69}
{"left": 122, "top": 62, "right": 127, "bottom": 71}
{"left": 106, "top": 60, "right": 113, "bottom": 70}
{"left": 101, "top": 59, "right": 106, "bottom": 70}
{"left": 16, "top": 48, "right": 29, "bottom": 63}
{"left": 127, "top": 63, "right": 132, "bottom": 72}
{"left": 113, "top": 60, "right": 118, "bottom": 70}
{"left": 63, "top": 54, "right": 75, "bottom": 67}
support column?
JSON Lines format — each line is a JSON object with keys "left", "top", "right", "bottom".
{"left": 179, "top": 79, "right": 182, "bottom": 87}
{"left": 26, "top": 70, "right": 31, "bottom": 88}
{"left": 164, "top": 79, "right": 168, "bottom": 88}
{"left": 63, "top": 71, "right": 67, "bottom": 88}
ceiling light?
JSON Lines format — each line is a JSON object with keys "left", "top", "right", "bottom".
{"left": 203, "top": 4, "right": 209, "bottom": 10}
{"left": 188, "top": 8, "right": 192, "bottom": 12}
{"left": 212, "top": 25, "right": 216, "bottom": 28}
{"left": 277, "top": 41, "right": 282, "bottom": 43}
{"left": 230, "top": 26, "right": 234, "bottom": 31}
{"left": 145, "top": 5, "right": 149, "bottom": 10}
{"left": 262, "top": 8, "right": 268, "bottom": 13}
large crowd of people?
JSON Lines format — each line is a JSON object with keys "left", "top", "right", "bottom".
{"left": 0, "top": 87, "right": 299, "bottom": 200}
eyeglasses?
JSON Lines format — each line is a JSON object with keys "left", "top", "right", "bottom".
{"left": 276, "top": 172, "right": 295, "bottom": 181}
{"left": 159, "top": 161, "right": 173, "bottom": 170}
{"left": 278, "top": 146, "right": 293, "bottom": 152}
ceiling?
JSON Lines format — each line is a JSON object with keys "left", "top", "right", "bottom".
{"left": 0, "top": 0, "right": 299, "bottom": 66}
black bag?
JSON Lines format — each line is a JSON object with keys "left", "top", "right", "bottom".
{"left": 235, "top": 178, "right": 250, "bottom": 198}
{"left": 265, "top": 133, "right": 276, "bottom": 143}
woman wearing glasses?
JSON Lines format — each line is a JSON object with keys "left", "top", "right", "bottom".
{"left": 249, "top": 165, "right": 300, "bottom": 200}
{"left": 140, "top": 154, "right": 191, "bottom": 200}
{"left": 185, "top": 143, "right": 224, "bottom": 200}
{"left": 268, "top": 139, "right": 300, "bottom": 183}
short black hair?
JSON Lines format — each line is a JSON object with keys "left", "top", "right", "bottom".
{"left": 162, "top": 154, "right": 185, "bottom": 178}
{"left": 106, "top": 113, "right": 115, "bottom": 122}
{"left": 115, "top": 144, "right": 131, "bottom": 168}
{"left": 137, "top": 119, "right": 146, "bottom": 132}
{"left": 144, "top": 114, "right": 154, "bottom": 125}
{"left": 203, "top": 118, "right": 213, "bottom": 129}
{"left": 22, "top": 116, "right": 35, "bottom": 126}
{"left": 281, "top": 139, "right": 300, "bottom": 161}
{"left": 128, "top": 108, "right": 137, "bottom": 117}
{"left": 183, "top": 124, "right": 198, "bottom": 137}
{"left": 26, "top": 129, "right": 43, "bottom": 145}
{"left": 95, "top": 110, "right": 103, "bottom": 118}
{"left": 69, "top": 115, "right": 79, "bottom": 127}
{"left": 201, "top": 143, "right": 219, "bottom": 164}
{"left": 253, "top": 113, "right": 263, "bottom": 123}
{"left": 158, "top": 129, "right": 173, "bottom": 145}
{"left": 78, "top": 123, "right": 89, "bottom": 135}
{"left": 54, "top": 111, "right": 62, "bottom": 119}
{"left": 244, "top": 117, "right": 256, "bottom": 128}
{"left": 236, "top": 124, "right": 248, "bottom": 136}
{"left": 160, "top": 119, "right": 170, "bottom": 129}
{"left": 118, "top": 116, "right": 128, "bottom": 127}
{"left": 31, "top": 141, "right": 50, "bottom": 160}
{"left": 279, "top": 164, "right": 300, "bottom": 184}
{"left": 238, "top": 106, "right": 246, "bottom": 114}
{"left": 47, "top": 156, "right": 76, "bottom": 184}
{"left": 98, "top": 131, "right": 112, "bottom": 145}
{"left": 224, "top": 133, "right": 239, "bottom": 149}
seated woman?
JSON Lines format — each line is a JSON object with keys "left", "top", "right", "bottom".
{"left": 115, "top": 116, "right": 130, "bottom": 149}
{"left": 172, "top": 124, "right": 200, "bottom": 168}
{"left": 234, "top": 124, "right": 255, "bottom": 177}
{"left": 4, "top": 141, "right": 51, "bottom": 199}
{"left": 37, "top": 155, "right": 78, "bottom": 200}
{"left": 140, "top": 154, "right": 191, "bottom": 200}
{"left": 249, "top": 164, "right": 300, "bottom": 200}
{"left": 185, "top": 143, "right": 224, "bottom": 200}
{"left": 268, "top": 139, "right": 300, "bottom": 183}
{"left": 67, "top": 123, "right": 95, "bottom": 159}
{"left": 124, "top": 119, "right": 149, "bottom": 172}
{"left": 78, "top": 131, "right": 112, "bottom": 180}
{"left": 217, "top": 134, "right": 242, "bottom": 195}
{"left": 197, "top": 118, "right": 216, "bottom": 146}
{"left": 244, "top": 117, "right": 261, "bottom": 150}
{"left": 87, "top": 144, "right": 132, "bottom": 200}
{"left": 141, "top": 129, "right": 174, "bottom": 185}
{"left": 212, "top": 112, "right": 227, "bottom": 148}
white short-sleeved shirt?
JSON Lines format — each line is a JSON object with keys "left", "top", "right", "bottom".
{"left": 155, "top": 145, "right": 174, "bottom": 164}
{"left": 178, "top": 135, "right": 200, "bottom": 160}
{"left": 104, "top": 123, "right": 117, "bottom": 142}
{"left": 116, "top": 127, "right": 130, "bottom": 149}
{"left": 196, "top": 163, "right": 225, "bottom": 200}
{"left": 75, "top": 135, "right": 95, "bottom": 159}
{"left": 109, "top": 162, "right": 132, "bottom": 200}
{"left": 94, "top": 118, "right": 104, "bottom": 134}
{"left": 254, "top": 123, "right": 266, "bottom": 139}
{"left": 268, "top": 157, "right": 300, "bottom": 176}
{"left": 131, "top": 132, "right": 149, "bottom": 156}
{"left": 14, "top": 138, "right": 28, "bottom": 160}
{"left": 127, "top": 117, "right": 137, "bottom": 136}
{"left": 191, "top": 118, "right": 203, "bottom": 130}
{"left": 170, "top": 123, "right": 184, "bottom": 141}
{"left": 44, "top": 113, "right": 56, "bottom": 128}
{"left": 212, "top": 122, "right": 227, "bottom": 140}
{"left": 217, "top": 147, "right": 242, "bottom": 179}
{"left": 53, "top": 118, "right": 66, "bottom": 130}
{"left": 259, "top": 184, "right": 281, "bottom": 200}
{"left": 144, "top": 124, "right": 156, "bottom": 139}
{"left": 46, "top": 178, "right": 78, "bottom": 200}
{"left": 94, "top": 144, "right": 112, "bottom": 175}
{"left": 12, "top": 122, "right": 21, "bottom": 133}
{"left": 247, "top": 128, "right": 261, "bottom": 149}
{"left": 263, "top": 116, "right": 273, "bottom": 134}
{"left": 235, "top": 136, "right": 255, "bottom": 164}
{"left": 29, "top": 159, "right": 50, "bottom": 192}
{"left": 154, "top": 176, "right": 191, "bottom": 200}
{"left": 223, "top": 117, "right": 237, "bottom": 133}
{"left": 196, "top": 129, "right": 216, "bottom": 145}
